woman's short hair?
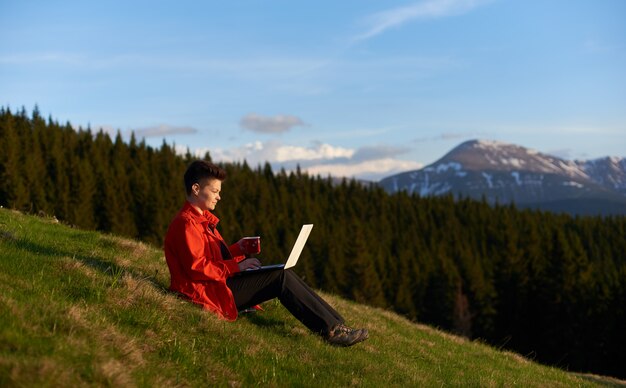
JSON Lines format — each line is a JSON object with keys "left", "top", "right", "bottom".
{"left": 184, "top": 160, "right": 227, "bottom": 195}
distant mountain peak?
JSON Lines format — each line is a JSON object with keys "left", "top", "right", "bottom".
{"left": 434, "top": 139, "right": 589, "bottom": 180}
{"left": 579, "top": 156, "right": 626, "bottom": 193}
{"left": 461, "top": 139, "right": 515, "bottom": 149}
{"left": 378, "top": 139, "right": 626, "bottom": 216}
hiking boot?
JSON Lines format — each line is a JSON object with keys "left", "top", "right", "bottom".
{"left": 325, "top": 324, "right": 369, "bottom": 347}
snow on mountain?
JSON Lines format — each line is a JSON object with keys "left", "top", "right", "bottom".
{"left": 378, "top": 139, "right": 626, "bottom": 216}
{"left": 577, "top": 156, "right": 626, "bottom": 196}
{"left": 436, "top": 139, "right": 592, "bottom": 179}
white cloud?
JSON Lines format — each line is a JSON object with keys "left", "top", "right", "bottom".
{"left": 207, "top": 141, "right": 353, "bottom": 164}
{"left": 174, "top": 144, "right": 192, "bottom": 156}
{"left": 305, "top": 158, "right": 423, "bottom": 181}
{"left": 188, "top": 140, "right": 420, "bottom": 181}
{"left": 355, "top": 0, "right": 493, "bottom": 41}
{"left": 275, "top": 143, "right": 354, "bottom": 162}
{"left": 239, "top": 113, "right": 307, "bottom": 134}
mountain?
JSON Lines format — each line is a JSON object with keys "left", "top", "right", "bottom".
{"left": 378, "top": 140, "right": 626, "bottom": 216}
{"left": 579, "top": 156, "right": 626, "bottom": 196}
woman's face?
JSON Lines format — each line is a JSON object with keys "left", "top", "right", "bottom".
{"left": 191, "top": 178, "right": 222, "bottom": 211}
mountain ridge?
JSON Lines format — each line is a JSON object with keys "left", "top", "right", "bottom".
{"left": 378, "top": 139, "right": 626, "bottom": 216}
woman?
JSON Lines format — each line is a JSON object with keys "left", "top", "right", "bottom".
{"left": 164, "top": 160, "right": 368, "bottom": 347}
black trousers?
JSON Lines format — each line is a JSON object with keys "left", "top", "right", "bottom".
{"left": 226, "top": 269, "right": 344, "bottom": 335}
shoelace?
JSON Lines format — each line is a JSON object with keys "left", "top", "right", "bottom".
{"left": 332, "top": 324, "right": 355, "bottom": 336}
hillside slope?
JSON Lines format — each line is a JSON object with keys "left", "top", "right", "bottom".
{"left": 0, "top": 209, "right": 622, "bottom": 387}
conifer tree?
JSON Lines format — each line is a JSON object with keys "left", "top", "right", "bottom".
{"left": 0, "top": 108, "right": 27, "bottom": 208}
{"left": 19, "top": 108, "right": 48, "bottom": 213}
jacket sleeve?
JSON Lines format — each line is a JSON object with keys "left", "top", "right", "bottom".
{"left": 228, "top": 242, "right": 246, "bottom": 263}
{"left": 171, "top": 217, "right": 240, "bottom": 281}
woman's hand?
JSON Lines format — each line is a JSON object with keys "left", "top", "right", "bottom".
{"left": 238, "top": 258, "right": 262, "bottom": 271}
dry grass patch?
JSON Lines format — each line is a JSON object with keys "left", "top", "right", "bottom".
{"left": 66, "top": 305, "right": 90, "bottom": 329}
{"left": 58, "top": 257, "right": 101, "bottom": 281}
{"left": 503, "top": 350, "right": 531, "bottom": 365}
{"left": 122, "top": 273, "right": 169, "bottom": 304}
{"left": 99, "top": 358, "right": 135, "bottom": 387}
{"left": 0, "top": 295, "right": 21, "bottom": 320}
{"left": 63, "top": 306, "right": 150, "bottom": 385}
{"left": 100, "top": 258, "right": 172, "bottom": 308}
{"left": 19, "top": 357, "right": 76, "bottom": 387}
{"left": 37, "top": 357, "right": 76, "bottom": 386}
{"left": 108, "top": 236, "right": 151, "bottom": 259}
{"left": 101, "top": 325, "right": 146, "bottom": 364}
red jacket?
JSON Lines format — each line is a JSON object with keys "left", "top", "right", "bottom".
{"left": 164, "top": 201, "right": 245, "bottom": 320}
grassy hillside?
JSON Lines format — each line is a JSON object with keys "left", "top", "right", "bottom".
{"left": 0, "top": 208, "right": 623, "bottom": 387}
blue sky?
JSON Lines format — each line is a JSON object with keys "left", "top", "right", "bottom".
{"left": 2, "top": 0, "right": 625, "bottom": 180}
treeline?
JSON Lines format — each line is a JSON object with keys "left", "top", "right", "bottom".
{"left": 0, "top": 106, "right": 189, "bottom": 244}
{"left": 1, "top": 107, "right": 625, "bottom": 378}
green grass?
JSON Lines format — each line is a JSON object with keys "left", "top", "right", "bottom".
{"left": 0, "top": 208, "right": 623, "bottom": 387}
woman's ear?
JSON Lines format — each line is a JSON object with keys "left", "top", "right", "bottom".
{"left": 192, "top": 183, "right": 200, "bottom": 196}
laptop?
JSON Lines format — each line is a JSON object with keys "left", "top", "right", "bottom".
{"left": 240, "top": 224, "right": 313, "bottom": 273}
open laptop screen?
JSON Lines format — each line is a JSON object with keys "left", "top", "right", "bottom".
{"left": 237, "top": 224, "right": 313, "bottom": 274}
